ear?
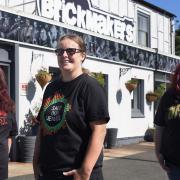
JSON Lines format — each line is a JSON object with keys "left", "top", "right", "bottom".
{"left": 81, "top": 52, "right": 86, "bottom": 63}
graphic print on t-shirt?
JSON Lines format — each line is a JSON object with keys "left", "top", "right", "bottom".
{"left": 168, "top": 104, "right": 180, "bottom": 120}
{"left": 40, "top": 92, "right": 71, "bottom": 135}
{"left": 0, "top": 111, "right": 8, "bottom": 126}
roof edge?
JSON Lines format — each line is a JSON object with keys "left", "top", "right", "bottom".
{"left": 133, "top": 0, "right": 176, "bottom": 18}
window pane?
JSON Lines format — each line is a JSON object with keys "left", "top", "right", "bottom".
{"left": 138, "top": 31, "right": 147, "bottom": 46}
{"left": 138, "top": 12, "right": 150, "bottom": 47}
{"left": 138, "top": 16, "right": 148, "bottom": 31}
{"left": 131, "top": 79, "right": 144, "bottom": 117}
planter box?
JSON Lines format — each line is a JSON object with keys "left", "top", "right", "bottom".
{"left": 146, "top": 93, "right": 158, "bottom": 102}
{"left": 17, "top": 135, "right": 36, "bottom": 163}
{"left": 125, "top": 83, "right": 137, "bottom": 92}
{"left": 105, "top": 128, "right": 118, "bottom": 149}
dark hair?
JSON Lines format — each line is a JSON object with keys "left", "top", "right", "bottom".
{"left": 0, "top": 67, "right": 15, "bottom": 113}
{"left": 58, "top": 34, "right": 86, "bottom": 53}
{"left": 171, "top": 63, "right": 180, "bottom": 91}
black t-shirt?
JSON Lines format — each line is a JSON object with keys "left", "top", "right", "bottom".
{"left": 154, "top": 88, "right": 180, "bottom": 166}
{"left": 38, "top": 73, "right": 110, "bottom": 170}
{"left": 0, "top": 111, "right": 17, "bottom": 180}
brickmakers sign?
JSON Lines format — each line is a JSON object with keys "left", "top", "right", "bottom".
{"left": 36, "top": 0, "right": 134, "bottom": 43}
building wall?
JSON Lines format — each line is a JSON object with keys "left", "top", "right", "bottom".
{"left": 17, "top": 45, "right": 155, "bottom": 138}
{"left": 0, "top": 0, "right": 179, "bottom": 141}
{"left": 85, "top": 59, "right": 154, "bottom": 138}
{"left": 17, "top": 46, "right": 58, "bottom": 130}
{"left": 0, "top": 0, "right": 175, "bottom": 54}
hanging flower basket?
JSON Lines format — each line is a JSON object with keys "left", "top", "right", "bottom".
{"left": 146, "top": 92, "right": 158, "bottom": 102}
{"left": 35, "top": 68, "right": 52, "bottom": 89}
{"left": 125, "top": 79, "right": 138, "bottom": 92}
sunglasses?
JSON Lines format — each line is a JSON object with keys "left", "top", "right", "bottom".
{"left": 55, "top": 48, "right": 83, "bottom": 56}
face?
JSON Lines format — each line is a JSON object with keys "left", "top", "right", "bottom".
{"left": 56, "top": 38, "right": 85, "bottom": 74}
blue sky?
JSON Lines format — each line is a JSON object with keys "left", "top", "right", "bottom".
{"left": 145, "top": 0, "right": 180, "bottom": 28}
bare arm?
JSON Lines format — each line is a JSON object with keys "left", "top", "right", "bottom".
{"left": 64, "top": 120, "right": 107, "bottom": 180}
{"left": 8, "top": 138, "right": 12, "bottom": 153}
{"left": 33, "top": 127, "right": 41, "bottom": 180}
{"left": 81, "top": 121, "right": 106, "bottom": 176}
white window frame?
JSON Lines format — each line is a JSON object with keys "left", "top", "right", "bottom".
{"left": 131, "top": 79, "right": 144, "bottom": 118}
{"left": 137, "top": 11, "right": 150, "bottom": 47}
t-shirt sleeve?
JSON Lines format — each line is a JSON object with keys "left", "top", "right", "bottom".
{"left": 9, "top": 113, "right": 18, "bottom": 136}
{"left": 154, "top": 94, "right": 166, "bottom": 127}
{"left": 84, "top": 78, "right": 110, "bottom": 123}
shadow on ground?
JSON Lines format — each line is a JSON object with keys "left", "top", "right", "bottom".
{"left": 8, "top": 146, "right": 168, "bottom": 180}
{"left": 8, "top": 174, "right": 33, "bottom": 180}
{"left": 103, "top": 151, "right": 167, "bottom": 180}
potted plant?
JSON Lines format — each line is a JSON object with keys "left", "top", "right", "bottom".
{"left": 35, "top": 67, "right": 52, "bottom": 89}
{"left": 125, "top": 79, "right": 138, "bottom": 92}
{"left": 17, "top": 104, "right": 40, "bottom": 163}
{"left": 144, "top": 128, "right": 155, "bottom": 142}
{"left": 154, "top": 83, "right": 166, "bottom": 99}
{"left": 146, "top": 91, "right": 158, "bottom": 102}
{"left": 104, "top": 128, "right": 118, "bottom": 149}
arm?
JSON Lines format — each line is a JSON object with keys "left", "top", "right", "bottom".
{"left": 154, "top": 125, "right": 169, "bottom": 172}
{"left": 33, "top": 127, "right": 41, "bottom": 180}
{"left": 8, "top": 138, "right": 12, "bottom": 153}
{"left": 64, "top": 120, "right": 107, "bottom": 180}
{"left": 81, "top": 121, "right": 106, "bottom": 176}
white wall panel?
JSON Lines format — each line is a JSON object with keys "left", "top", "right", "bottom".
{"left": 23, "top": 0, "right": 36, "bottom": 14}
{"left": 99, "top": 0, "right": 109, "bottom": 12}
{"left": 151, "top": 37, "right": 158, "bottom": 49}
{"left": 0, "top": 0, "right": 6, "bottom": 6}
{"left": 109, "top": 0, "right": 119, "bottom": 15}
{"left": 164, "top": 42, "right": 169, "bottom": 54}
{"left": 90, "top": 0, "right": 99, "bottom": 7}
{"left": 151, "top": 12, "right": 157, "bottom": 38}
{"left": 164, "top": 17, "right": 169, "bottom": 42}
{"left": 128, "top": 0, "right": 135, "bottom": 18}
{"left": 157, "top": 14, "right": 164, "bottom": 32}
{"left": 158, "top": 32, "right": 164, "bottom": 52}
{"left": 119, "top": 0, "right": 128, "bottom": 17}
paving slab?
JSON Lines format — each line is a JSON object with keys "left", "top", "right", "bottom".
{"left": 8, "top": 142, "right": 168, "bottom": 180}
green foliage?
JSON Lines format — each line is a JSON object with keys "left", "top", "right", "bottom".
{"left": 154, "top": 83, "right": 166, "bottom": 98}
{"left": 126, "top": 78, "right": 138, "bottom": 84}
{"left": 36, "top": 68, "right": 50, "bottom": 77}
{"left": 91, "top": 72, "right": 105, "bottom": 87}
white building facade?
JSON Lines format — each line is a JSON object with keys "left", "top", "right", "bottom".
{"left": 0, "top": 0, "right": 180, "bottom": 145}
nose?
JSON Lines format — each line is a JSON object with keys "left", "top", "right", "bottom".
{"left": 61, "top": 50, "right": 68, "bottom": 56}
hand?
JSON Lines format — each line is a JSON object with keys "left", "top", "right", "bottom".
{"left": 63, "top": 168, "right": 90, "bottom": 180}
{"left": 156, "top": 153, "right": 170, "bottom": 172}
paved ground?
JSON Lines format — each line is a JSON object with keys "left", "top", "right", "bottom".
{"left": 8, "top": 142, "right": 168, "bottom": 180}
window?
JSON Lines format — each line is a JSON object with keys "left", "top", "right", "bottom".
{"left": 138, "top": 12, "right": 150, "bottom": 47}
{"left": 49, "top": 67, "right": 60, "bottom": 81}
{"left": 131, "top": 79, "right": 144, "bottom": 117}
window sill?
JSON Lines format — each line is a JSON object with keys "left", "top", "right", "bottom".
{"left": 131, "top": 110, "right": 144, "bottom": 118}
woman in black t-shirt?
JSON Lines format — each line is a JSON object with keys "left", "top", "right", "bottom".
{"left": 33, "top": 34, "right": 110, "bottom": 180}
{"left": 0, "top": 67, "right": 18, "bottom": 180}
{"left": 154, "top": 64, "right": 180, "bottom": 180}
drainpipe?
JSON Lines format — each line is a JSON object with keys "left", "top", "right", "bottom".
{"left": 170, "top": 17, "right": 175, "bottom": 55}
